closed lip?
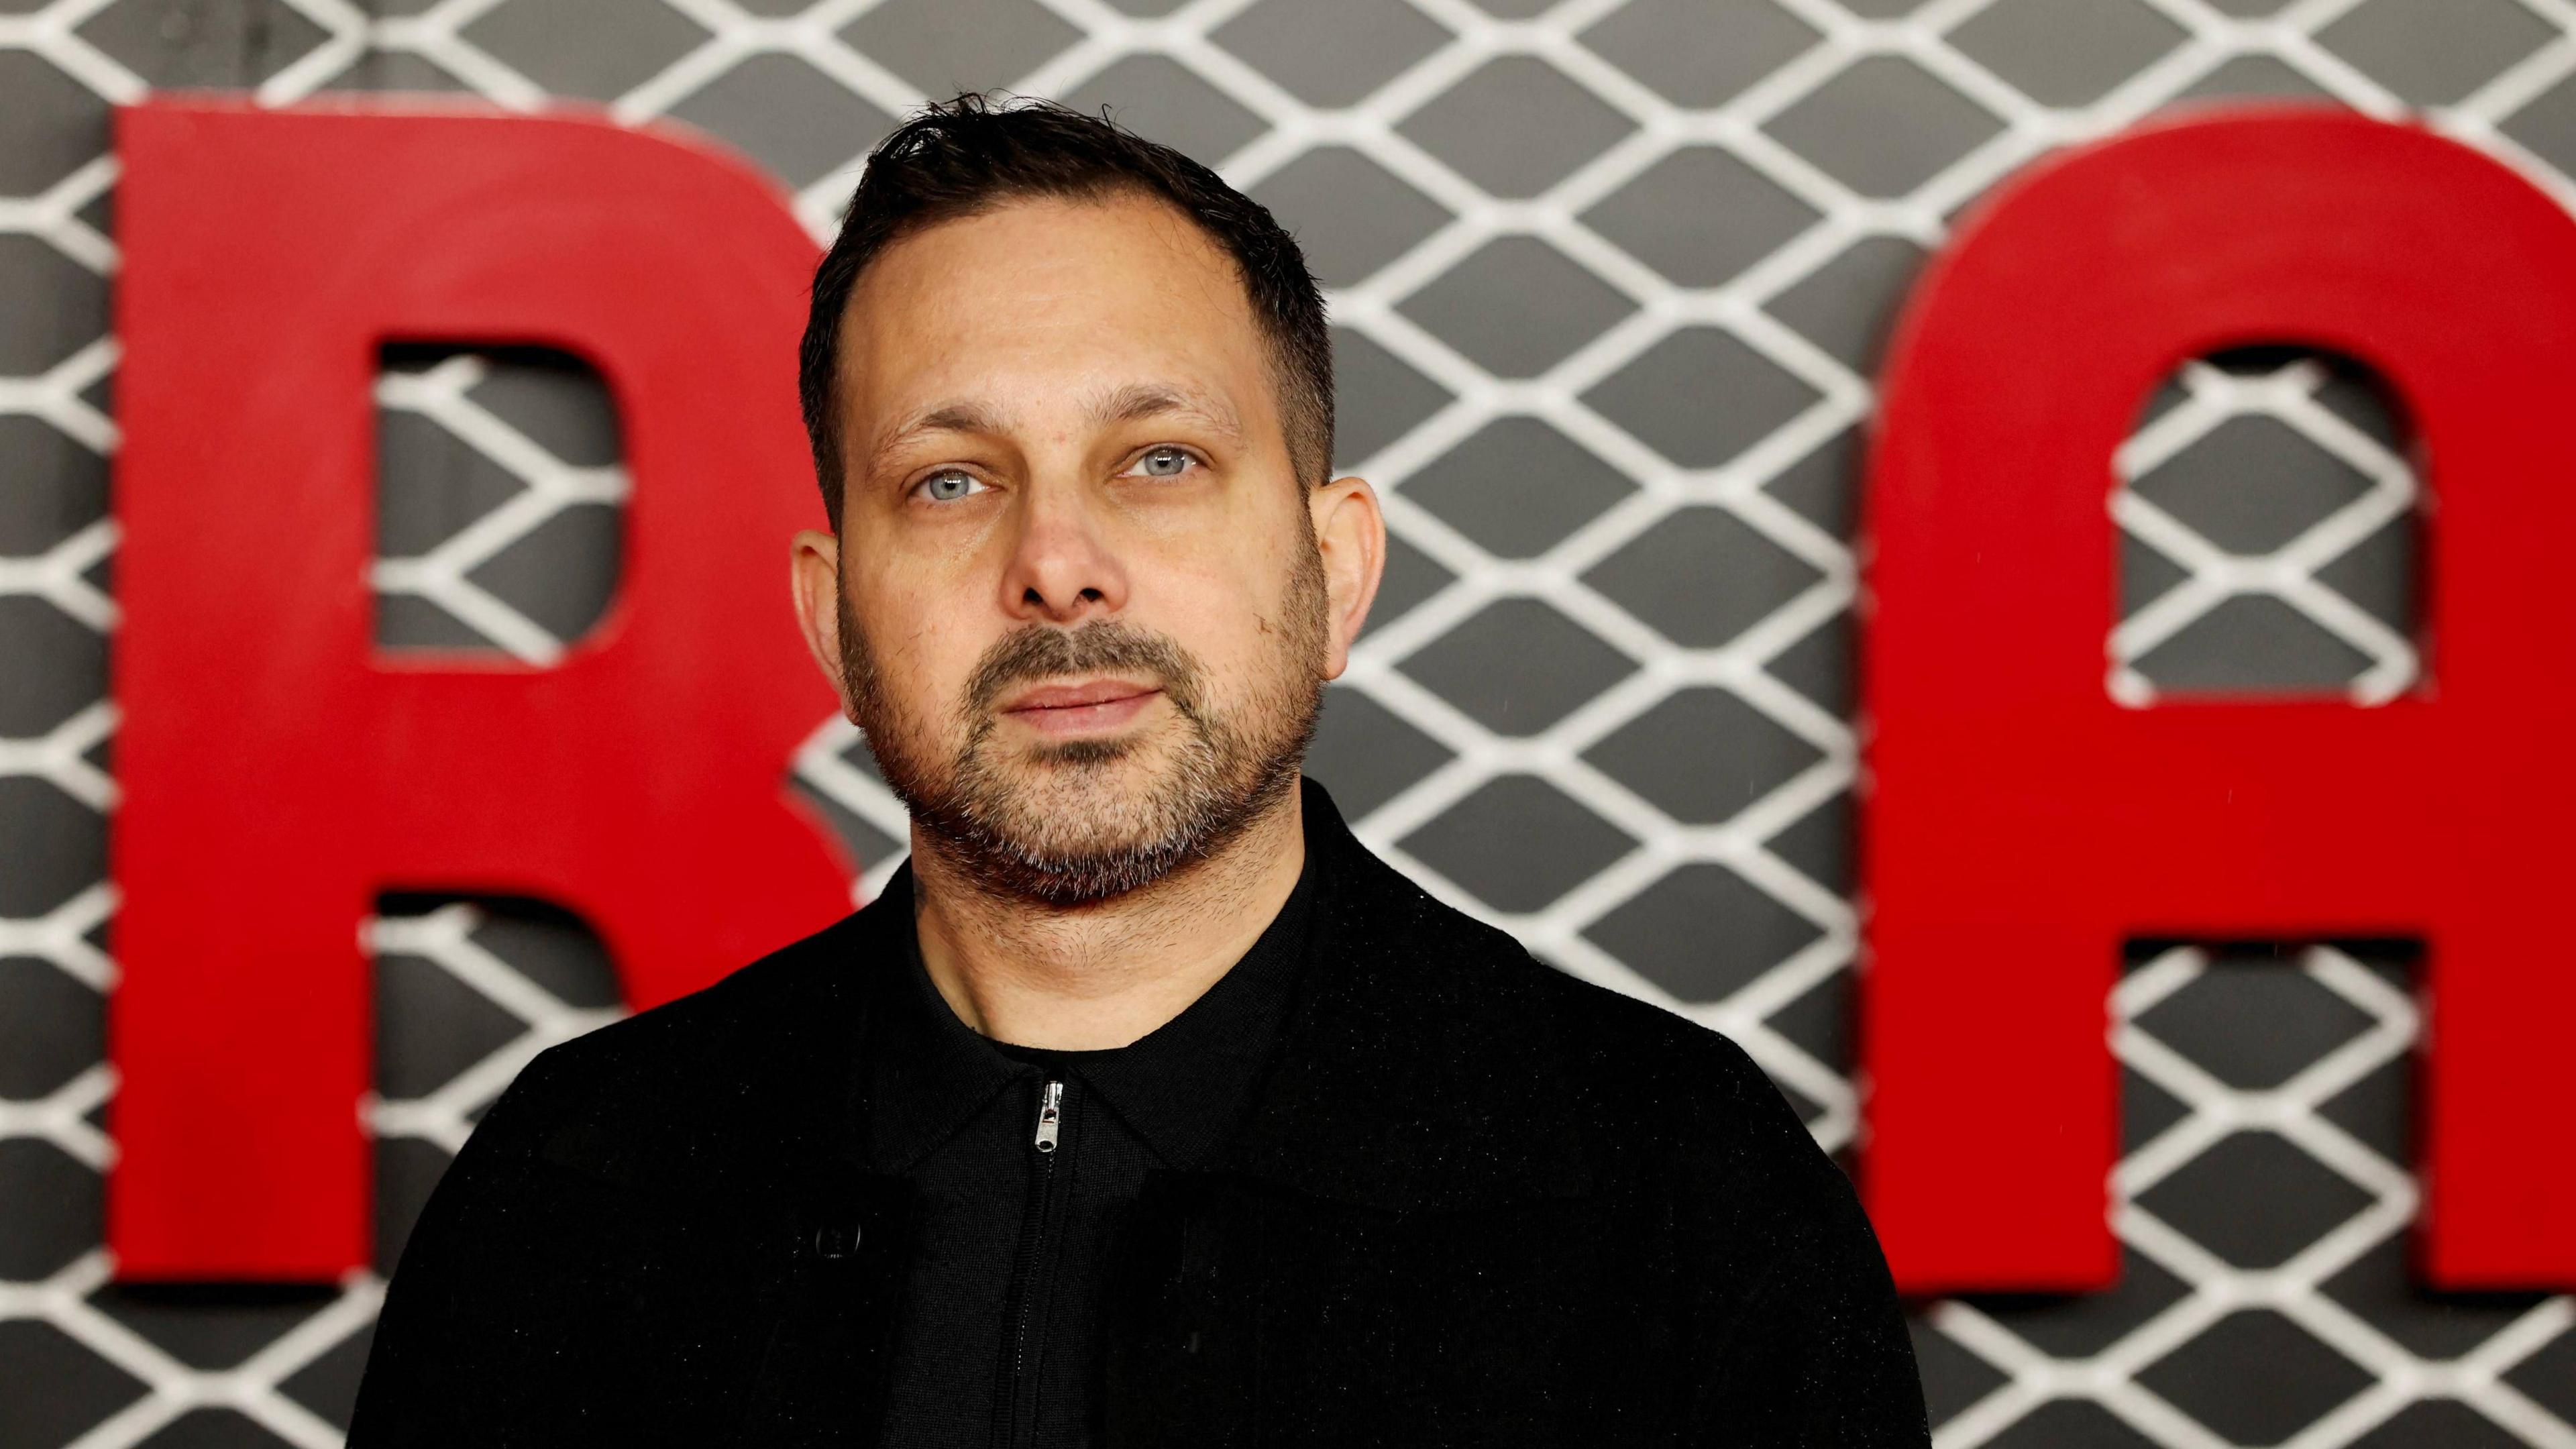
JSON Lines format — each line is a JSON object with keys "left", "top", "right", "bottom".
{"left": 999, "top": 678, "right": 1161, "bottom": 713}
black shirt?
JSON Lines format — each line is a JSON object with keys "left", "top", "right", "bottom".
{"left": 864, "top": 841, "right": 1318, "bottom": 1449}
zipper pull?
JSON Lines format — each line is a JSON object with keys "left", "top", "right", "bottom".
{"left": 1033, "top": 1079, "right": 1063, "bottom": 1154}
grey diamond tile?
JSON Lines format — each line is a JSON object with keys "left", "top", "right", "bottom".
{"left": 1461, "top": 0, "right": 1552, "bottom": 14}
{"left": 0, "top": 235, "right": 105, "bottom": 374}
{"left": 2131, "top": 957, "right": 2379, "bottom": 1091}
{"left": 134, "top": 1407, "right": 299, "bottom": 1446}
{"left": 1968, "top": 1249, "right": 2191, "bottom": 1359}
{"left": 2124, "top": 1063, "right": 2191, "bottom": 1155}
{"left": 1946, "top": 0, "right": 2188, "bottom": 109}
{"left": 1396, "top": 596, "right": 1637, "bottom": 735}
{"left": 1216, "top": 0, "right": 1452, "bottom": 107}
{"left": 76, "top": 0, "right": 325, "bottom": 87}
{"left": 462, "top": 0, "right": 711, "bottom": 102}
{"left": 468, "top": 899, "right": 625, "bottom": 1010}
{"left": 2504, "top": 1324, "right": 2576, "bottom": 1424}
{"left": 0, "top": 957, "right": 99, "bottom": 1099}
{"left": 2318, "top": 0, "right": 2554, "bottom": 108}
{"left": 0, "top": 597, "right": 103, "bottom": 739}
{"left": 1398, "top": 56, "right": 1638, "bottom": 199}
{"left": 668, "top": 54, "right": 895, "bottom": 188}
{"left": 842, "top": 0, "right": 1082, "bottom": 95}
{"left": 0, "top": 416, "right": 107, "bottom": 555}
{"left": 0, "top": 777, "right": 105, "bottom": 919}
{"left": 1582, "top": 861, "right": 1823, "bottom": 1002}
{"left": 2503, "top": 70, "right": 2576, "bottom": 178}
{"left": 0, "top": 1138, "right": 97, "bottom": 1279}
{"left": 1582, "top": 686, "right": 1821, "bottom": 824}
{"left": 378, "top": 594, "right": 502, "bottom": 652}
{"left": 375, "top": 953, "right": 529, "bottom": 1099}
{"left": 1909, "top": 1318, "right": 2010, "bottom": 1430}
{"left": 1397, "top": 773, "right": 1635, "bottom": 912}
{"left": 2170, "top": 54, "right": 2341, "bottom": 105}
{"left": 1358, "top": 530, "right": 1457, "bottom": 638}
{"left": 2316, "top": 1055, "right": 2408, "bottom": 1163}
{"left": 466, "top": 502, "right": 623, "bottom": 644}
{"left": 2312, "top": 517, "right": 2416, "bottom": 636}
{"left": 2133, "top": 596, "right": 2374, "bottom": 693}
{"left": 1332, "top": 327, "right": 1453, "bottom": 471}
{"left": 1584, "top": 505, "right": 1823, "bottom": 647}
{"left": 1305, "top": 686, "right": 1455, "bottom": 819}
{"left": 2118, "top": 530, "right": 2192, "bottom": 621}
{"left": 2133, "top": 1131, "right": 2376, "bottom": 1268}
{"left": 2131, "top": 415, "right": 2372, "bottom": 553}
{"left": 1582, "top": 146, "right": 1820, "bottom": 288}
{"left": 1761, "top": 426, "right": 1862, "bottom": 539}
{"left": 1397, "top": 236, "right": 1635, "bottom": 378}
{"left": 1766, "top": 609, "right": 1850, "bottom": 713}
{"left": 2198, "top": 0, "right": 2294, "bottom": 11}
{"left": 1580, "top": 0, "right": 1821, "bottom": 109}
{"left": 1584, "top": 326, "right": 1821, "bottom": 468}
{"left": 87, "top": 1284, "right": 337, "bottom": 1372}
{"left": 278, "top": 1322, "right": 374, "bottom": 1432}
{"left": 1099, "top": 0, "right": 1187, "bottom": 13}
{"left": 316, "top": 50, "right": 476, "bottom": 93}
{"left": 1067, "top": 54, "right": 1268, "bottom": 164}
{"left": 377, "top": 1136, "right": 458, "bottom": 1274}
{"left": 1762, "top": 235, "right": 1925, "bottom": 375}
{"left": 2135, "top": 1309, "right": 2373, "bottom": 1446}
{"left": 1762, "top": 56, "right": 2004, "bottom": 198}
{"left": 1837, "top": 0, "right": 1932, "bottom": 14}
{"left": 2349, "top": 1403, "right": 2528, "bottom": 1449}
{"left": 1253, "top": 147, "right": 1452, "bottom": 288}
{"left": 467, "top": 350, "right": 623, "bottom": 469}
{"left": 0, "top": 1321, "right": 148, "bottom": 1447}
{"left": 376, "top": 410, "right": 529, "bottom": 561}
{"left": 1763, "top": 792, "right": 1848, "bottom": 894}
{"left": 2318, "top": 1236, "right": 2545, "bottom": 1361}
{"left": 0, "top": 51, "right": 107, "bottom": 199}
{"left": 1985, "top": 1400, "right": 2161, "bottom": 1447}
{"left": 1399, "top": 417, "right": 1635, "bottom": 558}
{"left": 1762, "top": 961, "right": 1849, "bottom": 1071}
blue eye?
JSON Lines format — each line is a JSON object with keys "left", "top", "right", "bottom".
{"left": 918, "top": 470, "right": 983, "bottom": 502}
{"left": 1131, "top": 447, "right": 1195, "bottom": 478}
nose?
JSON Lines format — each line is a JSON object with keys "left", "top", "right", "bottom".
{"left": 998, "top": 477, "right": 1129, "bottom": 625}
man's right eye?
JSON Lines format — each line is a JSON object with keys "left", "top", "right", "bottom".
{"left": 916, "top": 470, "right": 987, "bottom": 503}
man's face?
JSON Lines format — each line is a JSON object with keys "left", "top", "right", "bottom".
{"left": 792, "top": 193, "right": 1378, "bottom": 906}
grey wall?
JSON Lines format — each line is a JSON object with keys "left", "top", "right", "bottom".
{"left": 7, "top": 0, "right": 2576, "bottom": 1444}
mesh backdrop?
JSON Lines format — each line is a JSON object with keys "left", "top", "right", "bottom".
{"left": 6, "top": 0, "right": 2576, "bottom": 1444}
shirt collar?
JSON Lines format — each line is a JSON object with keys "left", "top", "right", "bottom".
{"left": 863, "top": 823, "right": 1318, "bottom": 1175}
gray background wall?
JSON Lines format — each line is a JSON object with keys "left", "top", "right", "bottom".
{"left": 6, "top": 0, "right": 2576, "bottom": 1443}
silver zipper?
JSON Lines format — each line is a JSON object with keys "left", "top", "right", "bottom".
{"left": 1033, "top": 1078, "right": 1063, "bottom": 1153}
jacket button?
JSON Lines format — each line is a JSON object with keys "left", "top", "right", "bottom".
{"left": 813, "top": 1222, "right": 861, "bottom": 1260}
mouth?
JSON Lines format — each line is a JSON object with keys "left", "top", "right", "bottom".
{"left": 998, "top": 678, "right": 1164, "bottom": 737}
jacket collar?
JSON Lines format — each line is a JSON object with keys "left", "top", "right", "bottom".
{"left": 797, "top": 774, "right": 1595, "bottom": 1216}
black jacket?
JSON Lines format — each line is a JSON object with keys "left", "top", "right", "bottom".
{"left": 349, "top": 777, "right": 1929, "bottom": 1447}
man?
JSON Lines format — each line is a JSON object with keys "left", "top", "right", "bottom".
{"left": 350, "top": 95, "right": 1927, "bottom": 1447}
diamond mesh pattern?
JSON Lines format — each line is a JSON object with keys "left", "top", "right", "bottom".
{"left": 5, "top": 0, "right": 2576, "bottom": 1442}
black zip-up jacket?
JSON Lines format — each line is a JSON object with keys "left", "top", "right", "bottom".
{"left": 348, "top": 775, "right": 1930, "bottom": 1447}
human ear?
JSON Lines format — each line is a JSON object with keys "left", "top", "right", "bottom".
{"left": 1307, "top": 476, "right": 1385, "bottom": 681}
{"left": 788, "top": 528, "right": 858, "bottom": 722}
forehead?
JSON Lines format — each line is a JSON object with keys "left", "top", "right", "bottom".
{"left": 837, "top": 193, "right": 1276, "bottom": 435}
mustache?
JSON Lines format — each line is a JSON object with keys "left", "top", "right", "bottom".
{"left": 963, "top": 620, "right": 1206, "bottom": 718}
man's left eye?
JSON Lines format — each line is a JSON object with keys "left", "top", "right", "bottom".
{"left": 1126, "top": 447, "right": 1198, "bottom": 478}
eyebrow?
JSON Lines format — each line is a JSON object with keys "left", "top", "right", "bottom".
{"left": 1085, "top": 382, "right": 1246, "bottom": 443}
{"left": 865, "top": 399, "right": 1010, "bottom": 479}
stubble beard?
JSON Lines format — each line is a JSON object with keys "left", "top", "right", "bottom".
{"left": 837, "top": 545, "right": 1330, "bottom": 908}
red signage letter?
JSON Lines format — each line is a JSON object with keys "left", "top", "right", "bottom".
{"left": 1861, "top": 109, "right": 2576, "bottom": 1293}
{"left": 111, "top": 102, "right": 853, "bottom": 1279}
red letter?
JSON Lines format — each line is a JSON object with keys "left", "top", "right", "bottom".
{"left": 110, "top": 102, "right": 853, "bottom": 1280}
{"left": 1862, "top": 109, "right": 2576, "bottom": 1294}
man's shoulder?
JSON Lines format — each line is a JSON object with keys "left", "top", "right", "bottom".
{"left": 462, "top": 908, "right": 887, "bottom": 1191}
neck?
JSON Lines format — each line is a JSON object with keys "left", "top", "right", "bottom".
{"left": 906, "top": 790, "right": 1307, "bottom": 1051}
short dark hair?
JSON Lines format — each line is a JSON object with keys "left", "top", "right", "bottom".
{"left": 798, "top": 93, "right": 1334, "bottom": 533}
